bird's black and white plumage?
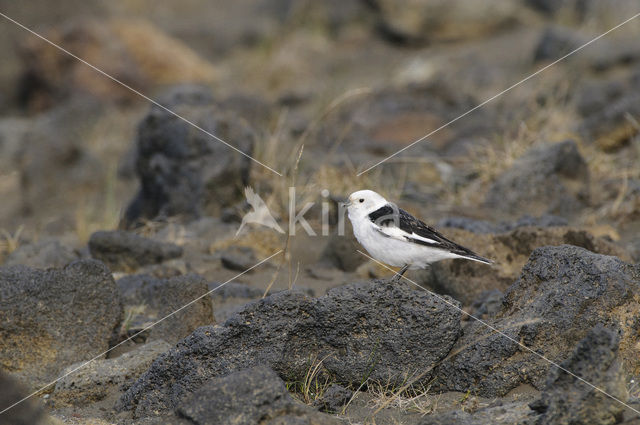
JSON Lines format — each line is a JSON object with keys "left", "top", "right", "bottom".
{"left": 346, "top": 190, "right": 492, "bottom": 281}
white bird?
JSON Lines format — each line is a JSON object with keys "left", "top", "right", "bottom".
{"left": 345, "top": 189, "right": 492, "bottom": 282}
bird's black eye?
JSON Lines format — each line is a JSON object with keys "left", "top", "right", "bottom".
{"left": 359, "top": 199, "right": 364, "bottom": 203}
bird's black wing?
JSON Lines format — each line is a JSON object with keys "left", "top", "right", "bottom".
{"left": 368, "top": 204, "right": 492, "bottom": 263}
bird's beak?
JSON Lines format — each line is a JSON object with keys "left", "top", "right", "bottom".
{"left": 341, "top": 199, "right": 352, "bottom": 208}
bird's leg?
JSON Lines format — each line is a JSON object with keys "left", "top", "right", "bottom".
{"left": 391, "top": 264, "right": 409, "bottom": 283}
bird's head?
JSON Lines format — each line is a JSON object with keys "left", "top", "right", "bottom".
{"left": 345, "top": 190, "right": 388, "bottom": 216}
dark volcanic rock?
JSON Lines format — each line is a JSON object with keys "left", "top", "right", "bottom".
{"left": 484, "top": 140, "right": 589, "bottom": 217}
{"left": 176, "top": 366, "right": 340, "bottom": 425}
{"left": 419, "top": 400, "right": 535, "bottom": 425}
{"left": 434, "top": 245, "right": 640, "bottom": 397}
{"left": 116, "top": 273, "right": 214, "bottom": 345}
{"left": 534, "top": 26, "right": 586, "bottom": 62}
{"left": 123, "top": 85, "right": 255, "bottom": 227}
{"left": 416, "top": 225, "right": 628, "bottom": 305}
{"left": 0, "top": 371, "right": 56, "bottom": 425}
{"left": 437, "top": 214, "right": 568, "bottom": 234}
{"left": 88, "top": 230, "right": 183, "bottom": 272}
{"left": 118, "top": 281, "right": 461, "bottom": 417}
{"left": 313, "top": 384, "right": 353, "bottom": 414}
{"left": 320, "top": 228, "right": 367, "bottom": 272}
{"left": 0, "top": 260, "right": 122, "bottom": 389}
{"left": 53, "top": 340, "right": 171, "bottom": 405}
{"left": 4, "top": 239, "right": 78, "bottom": 268}
{"left": 530, "top": 325, "right": 628, "bottom": 425}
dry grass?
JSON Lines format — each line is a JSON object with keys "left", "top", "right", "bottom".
{"left": 287, "top": 354, "right": 333, "bottom": 405}
{"left": 367, "top": 379, "right": 438, "bottom": 417}
{"left": 0, "top": 225, "right": 24, "bottom": 259}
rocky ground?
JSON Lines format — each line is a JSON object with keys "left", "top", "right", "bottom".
{"left": 2, "top": 1, "right": 640, "bottom": 424}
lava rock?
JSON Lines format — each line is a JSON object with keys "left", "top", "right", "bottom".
{"left": 88, "top": 230, "right": 183, "bottom": 272}
{"left": 534, "top": 26, "right": 587, "bottom": 62}
{"left": 415, "top": 225, "right": 629, "bottom": 305}
{"left": 434, "top": 245, "right": 640, "bottom": 397}
{"left": 530, "top": 325, "right": 628, "bottom": 425}
{"left": 118, "top": 280, "right": 461, "bottom": 417}
{"left": 176, "top": 366, "right": 340, "bottom": 425}
{"left": 4, "top": 239, "right": 78, "bottom": 268}
{"left": 437, "top": 214, "right": 568, "bottom": 234}
{"left": 18, "top": 19, "right": 215, "bottom": 110}
{"left": 319, "top": 228, "right": 367, "bottom": 272}
{"left": 218, "top": 246, "right": 257, "bottom": 272}
{"left": 313, "top": 384, "right": 353, "bottom": 414}
{"left": 419, "top": 400, "right": 535, "bottom": 425}
{"left": 53, "top": 340, "right": 171, "bottom": 405}
{"left": 122, "top": 85, "right": 255, "bottom": 226}
{"left": 116, "top": 273, "right": 214, "bottom": 345}
{"left": 0, "top": 260, "right": 122, "bottom": 389}
{"left": 484, "top": 140, "right": 589, "bottom": 217}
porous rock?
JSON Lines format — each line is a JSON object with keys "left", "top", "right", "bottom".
{"left": 118, "top": 280, "right": 461, "bottom": 417}
{"left": 434, "top": 245, "right": 640, "bottom": 397}
{"left": 176, "top": 366, "right": 340, "bottom": 425}
{"left": 0, "top": 260, "right": 122, "bottom": 389}
{"left": 53, "top": 340, "right": 171, "bottom": 405}
{"left": 530, "top": 325, "right": 628, "bottom": 425}
{"left": 123, "top": 85, "right": 254, "bottom": 226}
{"left": 484, "top": 140, "right": 589, "bottom": 217}
{"left": 116, "top": 273, "right": 214, "bottom": 345}
{"left": 88, "top": 230, "right": 183, "bottom": 272}
{"left": 416, "top": 225, "right": 629, "bottom": 305}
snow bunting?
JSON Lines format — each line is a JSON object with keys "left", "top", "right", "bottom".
{"left": 345, "top": 190, "right": 492, "bottom": 282}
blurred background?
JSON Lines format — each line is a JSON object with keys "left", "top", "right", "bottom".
{"left": 0, "top": 0, "right": 639, "bottom": 263}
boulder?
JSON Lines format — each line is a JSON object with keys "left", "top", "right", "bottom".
{"left": 4, "top": 239, "right": 78, "bottom": 269}
{"left": 419, "top": 400, "right": 535, "bottom": 425}
{"left": 313, "top": 384, "right": 353, "bottom": 414}
{"left": 123, "top": 85, "right": 255, "bottom": 226}
{"left": 53, "top": 340, "right": 171, "bottom": 405}
{"left": 368, "top": 0, "right": 524, "bottom": 45}
{"left": 530, "top": 325, "right": 628, "bottom": 425}
{"left": 88, "top": 230, "right": 183, "bottom": 272}
{"left": 116, "top": 274, "right": 214, "bottom": 345}
{"left": 484, "top": 140, "right": 589, "bottom": 217}
{"left": 18, "top": 18, "right": 216, "bottom": 110}
{"left": 416, "top": 225, "right": 630, "bottom": 305}
{"left": 176, "top": 366, "right": 340, "bottom": 425}
{"left": 0, "top": 260, "right": 122, "bottom": 389}
{"left": 434, "top": 245, "right": 640, "bottom": 397}
{"left": 118, "top": 281, "right": 462, "bottom": 417}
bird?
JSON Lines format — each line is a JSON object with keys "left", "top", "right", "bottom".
{"left": 345, "top": 189, "right": 492, "bottom": 282}
{"left": 235, "top": 187, "right": 284, "bottom": 237}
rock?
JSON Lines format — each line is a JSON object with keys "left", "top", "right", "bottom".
{"left": 484, "top": 140, "right": 589, "bottom": 218}
{"left": 116, "top": 273, "right": 214, "bottom": 345}
{"left": 313, "top": 384, "right": 353, "bottom": 414}
{"left": 0, "top": 260, "right": 122, "bottom": 389}
{"left": 122, "top": 85, "right": 255, "bottom": 226}
{"left": 4, "top": 239, "right": 78, "bottom": 268}
{"left": 319, "top": 228, "right": 367, "bottom": 272}
{"left": 53, "top": 340, "right": 171, "bottom": 405}
{"left": 314, "top": 80, "right": 493, "bottom": 164}
{"left": 88, "top": 230, "right": 183, "bottom": 272}
{"left": 576, "top": 67, "right": 640, "bottom": 152}
{"left": 533, "top": 26, "right": 587, "bottom": 62}
{"left": 368, "top": 0, "right": 524, "bottom": 46}
{"left": 434, "top": 245, "right": 640, "bottom": 397}
{"left": 530, "top": 325, "right": 628, "bottom": 425}
{"left": 218, "top": 246, "right": 257, "bottom": 272}
{"left": 16, "top": 100, "right": 105, "bottom": 225}
{"left": 0, "top": 371, "right": 58, "bottom": 425}
{"left": 419, "top": 400, "right": 535, "bottom": 425}
{"left": 416, "top": 225, "right": 629, "bottom": 305}
{"left": 437, "top": 214, "right": 568, "bottom": 234}
{"left": 18, "top": 18, "right": 216, "bottom": 110}
{"left": 176, "top": 366, "right": 340, "bottom": 425}
{"left": 118, "top": 281, "right": 461, "bottom": 417}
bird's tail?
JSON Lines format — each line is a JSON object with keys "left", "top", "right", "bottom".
{"left": 461, "top": 253, "right": 493, "bottom": 265}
